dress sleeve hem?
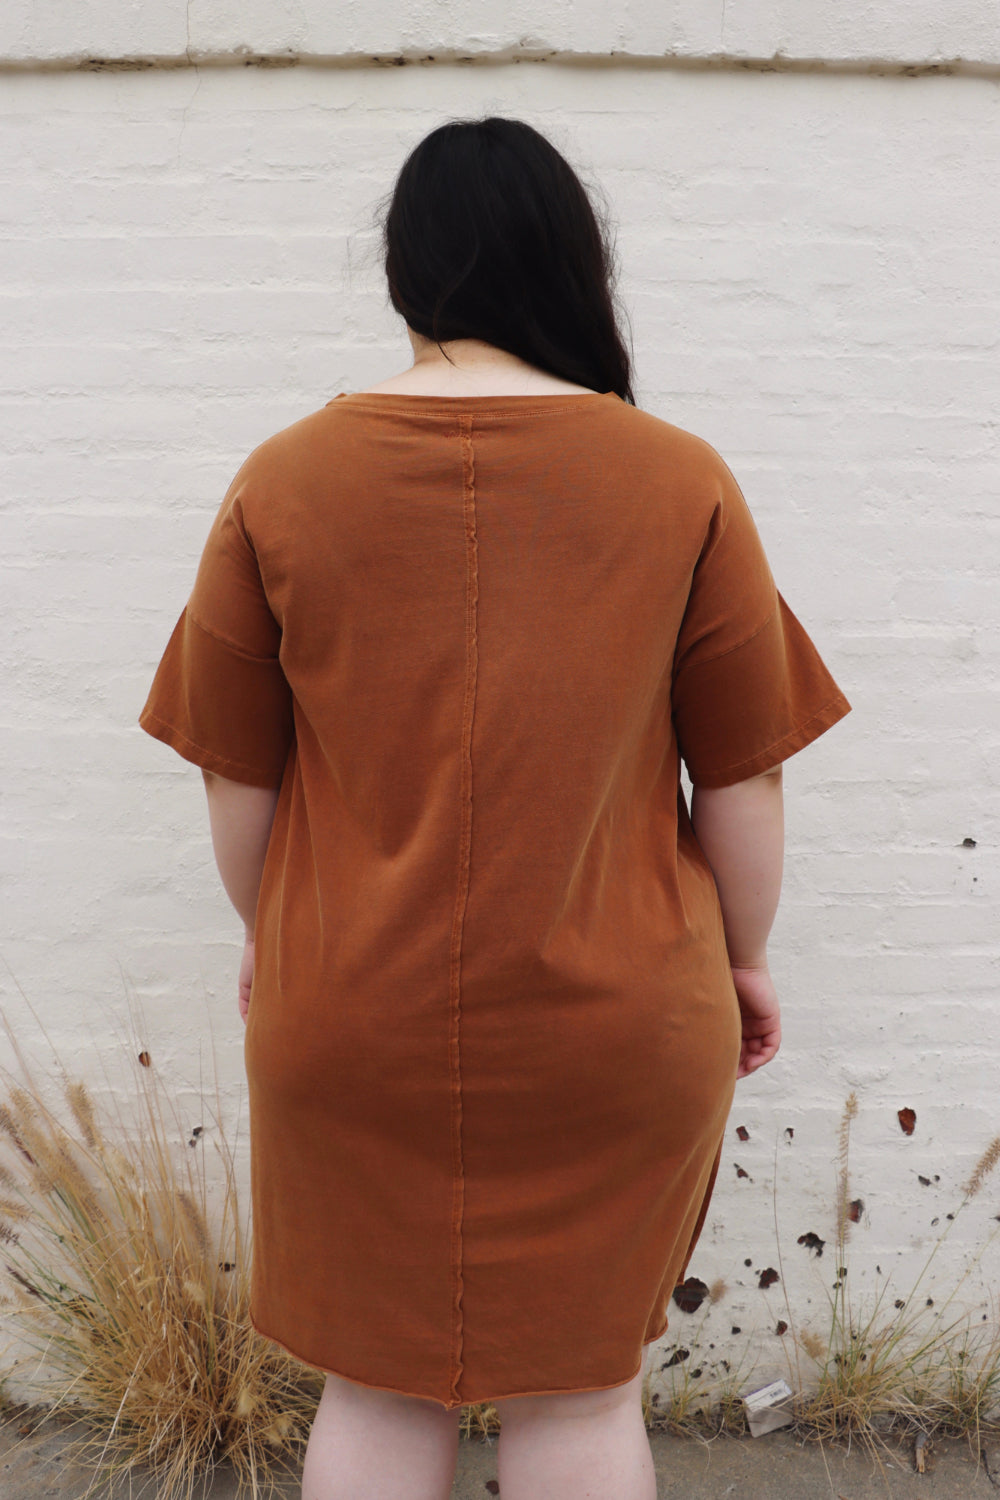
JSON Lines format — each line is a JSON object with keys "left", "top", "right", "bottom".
{"left": 686, "top": 691, "right": 852, "bottom": 789}
{"left": 138, "top": 707, "right": 286, "bottom": 789}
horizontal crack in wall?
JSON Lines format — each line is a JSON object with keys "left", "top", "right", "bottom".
{"left": 1, "top": 48, "right": 999, "bottom": 77}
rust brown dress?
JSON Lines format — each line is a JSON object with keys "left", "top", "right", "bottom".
{"left": 139, "top": 391, "right": 850, "bottom": 1410}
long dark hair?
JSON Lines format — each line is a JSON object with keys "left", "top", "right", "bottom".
{"left": 381, "top": 117, "right": 635, "bottom": 404}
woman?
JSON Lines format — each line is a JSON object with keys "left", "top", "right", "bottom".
{"left": 140, "top": 118, "right": 849, "bottom": 1500}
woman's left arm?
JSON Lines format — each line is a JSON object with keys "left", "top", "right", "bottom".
{"left": 202, "top": 770, "right": 280, "bottom": 1021}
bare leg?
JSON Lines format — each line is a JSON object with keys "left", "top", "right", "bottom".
{"left": 300, "top": 1371, "right": 462, "bottom": 1500}
{"left": 493, "top": 1366, "right": 657, "bottom": 1500}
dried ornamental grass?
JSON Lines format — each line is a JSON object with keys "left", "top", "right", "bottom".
{"left": 0, "top": 997, "right": 325, "bottom": 1500}
{"left": 779, "top": 1101, "right": 1000, "bottom": 1462}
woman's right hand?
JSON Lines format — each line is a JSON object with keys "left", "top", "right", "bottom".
{"left": 731, "top": 962, "right": 781, "bottom": 1079}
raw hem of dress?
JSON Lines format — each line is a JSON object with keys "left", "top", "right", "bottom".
{"left": 248, "top": 1307, "right": 668, "bottom": 1412}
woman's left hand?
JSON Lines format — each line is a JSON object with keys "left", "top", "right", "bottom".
{"left": 238, "top": 935, "right": 255, "bottom": 1024}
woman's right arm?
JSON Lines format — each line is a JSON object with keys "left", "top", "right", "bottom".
{"left": 690, "top": 764, "right": 784, "bottom": 1079}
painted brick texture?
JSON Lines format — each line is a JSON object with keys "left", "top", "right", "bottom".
{"left": 1, "top": 61, "right": 997, "bottom": 1402}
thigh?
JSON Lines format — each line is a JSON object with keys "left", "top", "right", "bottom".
{"left": 321, "top": 1371, "right": 463, "bottom": 1428}
{"left": 492, "top": 1366, "right": 646, "bottom": 1423}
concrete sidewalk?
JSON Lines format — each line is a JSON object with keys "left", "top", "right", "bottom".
{"left": 1, "top": 1406, "right": 997, "bottom": 1498}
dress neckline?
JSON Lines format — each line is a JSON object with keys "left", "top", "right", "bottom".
{"left": 331, "top": 390, "right": 618, "bottom": 414}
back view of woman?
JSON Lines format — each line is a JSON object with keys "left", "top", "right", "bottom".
{"left": 141, "top": 117, "right": 850, "bottom": 1500}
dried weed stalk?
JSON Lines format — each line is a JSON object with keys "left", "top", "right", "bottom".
{"left": 784, "top": 1099, "right": 1000, "bottom": 1464}
{"left": 0, "top": 994, "right": 326, "bottom": 1500}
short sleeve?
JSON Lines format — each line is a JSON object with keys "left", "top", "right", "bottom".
{"left": 672, "top": 459, "right": 850, "bottom": 788}
{"left": 138, "top": 469, "right": 295, "bottom": 788}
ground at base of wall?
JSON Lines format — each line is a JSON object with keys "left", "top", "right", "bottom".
{"left": 0, "top": 1406, "right": 997, "bottom": 1498}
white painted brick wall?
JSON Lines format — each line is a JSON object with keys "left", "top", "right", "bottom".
{"left": 1, "top": 58, "right": 998, "bottom": 1406}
